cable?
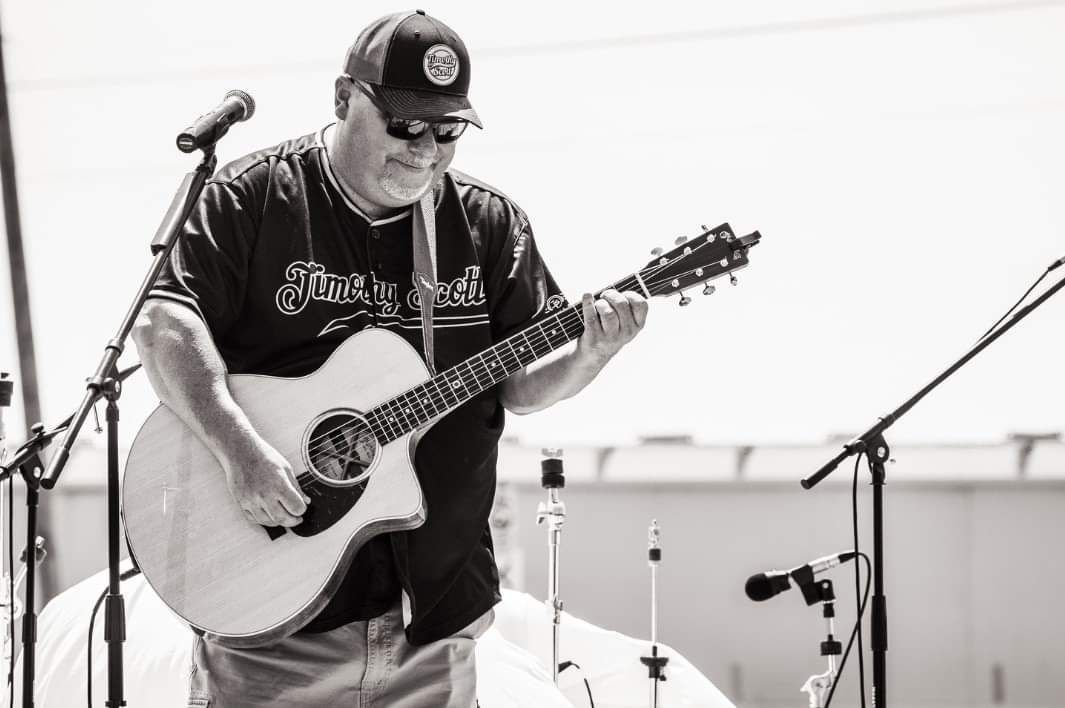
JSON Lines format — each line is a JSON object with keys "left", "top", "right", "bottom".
{"left": 823, "top": 552, "right": 872, "bottom": 708}
{"left": 85, "top": 587, "right": 106, "bottom": 708}
{"left": 86, "top": 567, "right": 141, "bottom": 708}
{"left": 976, "top": 264, "right": 1054, "bottom": 344}
{"left": 6, "top": 470, "right": 12, "bottom": 708}
{"left": 558, "top": 660, "right": 595, "bottom": 708}
{"left": 851, "top": 452, "right": 867, "bottom": 707}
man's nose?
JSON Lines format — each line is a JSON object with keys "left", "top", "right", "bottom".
{"left": 408, "top": 130, "right": 438, "bottom": 156}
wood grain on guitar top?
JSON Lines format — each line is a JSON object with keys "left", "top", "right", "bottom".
{"left": 122, "top": 329, "right": 432, "bottom": 646}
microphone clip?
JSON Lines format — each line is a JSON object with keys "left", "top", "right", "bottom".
{"left": 792, "top": 567, "right": 835, "bottom": 607}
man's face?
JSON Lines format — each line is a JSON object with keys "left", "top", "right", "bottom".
{"left": 331, "top": 77, "right": 457, "bottom": 212}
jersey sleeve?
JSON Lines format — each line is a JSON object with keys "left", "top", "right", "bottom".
{"left": 483, "top": 216, "right": 568, "bottom": 343}
{"left": 149, "top": 180, "right": 257, "bottom": 337}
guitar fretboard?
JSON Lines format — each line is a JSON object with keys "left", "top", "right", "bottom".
{"left": 364, "top": 275, "right": 638, "bottom": 443}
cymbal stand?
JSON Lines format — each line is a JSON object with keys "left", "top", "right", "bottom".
{"left": 798, "top": 578, "right": 842, "bottom": 708}
{"left": 535, "top": 448, "right": 566, "bottom": 684}
{"left": 640, "top": 520, "right": 669, "bottom": 708}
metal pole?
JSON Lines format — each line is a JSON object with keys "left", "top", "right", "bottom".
{"left": 641, "top": 520, "right": 668, "bottom": 708}
{"left": 536, "top": 448, "right": 566, "bottom": 684}
{"left": 871, "top": 451, "right": 888, "bottom": 708}
{"left": 0, "top": 11, "right": 56, "bottom": 606}
{"left": 104, "top": 387, "right": 125, "bottom": 707}
{"left": 548, "top": 489, "right": 561, "bottom": 683}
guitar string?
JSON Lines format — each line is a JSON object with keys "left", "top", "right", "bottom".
{"left": 303, "top": 231, "right": 736, "bottom": 455}
{"left": 306, "top": 273, "right": 633, "bottom": 460}
{"left": 300, "top": 247, "right": 738, "bottom": 472}
{"left": 343, "top": 231, "right": 735, "bottom": 445}
{"left": 303, "top": 304, "right": 590, "bottom": 470}
{"left": 301, "top": 241, "right": 738, "bottom": 467}
{"left": 304, "top": 252, "right": 732, "bottom": 469}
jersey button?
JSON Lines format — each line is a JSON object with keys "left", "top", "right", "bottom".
{"left": 370, "top": 229, "right": 381, "bottom": 240}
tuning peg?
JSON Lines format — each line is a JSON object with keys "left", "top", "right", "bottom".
{"left": 650, "top": 247, "right": 663, "bottom": 256}
{"left": 703, "top": 284, "right": 716, "bottom": 296}
{"left": 678, "top": 292, "right": 692, "bottom": 306}
{"left": 729, "top": 274, "right": 739, "bottom": 286}
{"left": 674, "top": 236, "right": 687, "bottom": 245}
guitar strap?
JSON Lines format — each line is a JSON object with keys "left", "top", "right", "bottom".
{"left": 412, "top": 190, "right": 438, "bottom": 376}
{"left": 404, "top": 190, "right": 438, "bottom": 628}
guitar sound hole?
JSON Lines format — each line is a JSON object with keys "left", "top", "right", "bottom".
{"left": 305, "top": 411, "right": 378, "bottom": 487}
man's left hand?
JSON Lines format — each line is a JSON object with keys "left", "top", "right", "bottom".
{"left": 577, "top": 289, "right": 648, "bottom": 365}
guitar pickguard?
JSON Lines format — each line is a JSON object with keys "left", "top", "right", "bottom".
{"left": 293, "top": 478, "right": 367, "bottom": 537}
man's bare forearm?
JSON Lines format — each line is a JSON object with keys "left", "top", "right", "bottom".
{"left": 131, "top": 300, "right": 262, "bottom": 466}
{"left": 500, "top": 290, "right": 649, "bottom": 415}
{"left": 132, "top": 300, "right": 307, "bottom": 526}
{"left": 500, "top": 341, "right": 605, "bottom": 414}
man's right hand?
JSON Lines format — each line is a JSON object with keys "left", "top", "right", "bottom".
{"left": 222, "top": 439, "right": 311, "bottom": 528}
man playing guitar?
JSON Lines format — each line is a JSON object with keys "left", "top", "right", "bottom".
{"left": 132, "top": 10, "right": 646, "bottom": 706}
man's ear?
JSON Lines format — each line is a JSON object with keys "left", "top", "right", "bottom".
{"left": 334, "top": 76, "right": 352, "bottom": 120}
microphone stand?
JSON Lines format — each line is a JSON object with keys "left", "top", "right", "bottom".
{"left": 24, "top": 145, "right": 218, "bottom": 708}
{"left": 0, "top": 420, "right": 67, "bottom": 708}
{"left": 535, "top": 448, "right": 566, "bottom": 684}
{"left": 797, "top": 578, "right": 841, "bottom": 708}
{"left": 801, "top": 260, "right": 1065, "bottom": 708}
{"left": 1, "top": 538, "right": 46, "bottom": 676}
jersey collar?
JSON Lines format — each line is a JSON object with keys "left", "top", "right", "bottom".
{"left": 317, "top": 124, "right": 443, "bottom": 227}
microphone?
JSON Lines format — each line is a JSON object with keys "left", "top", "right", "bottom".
{"left": 176, "top": 90, "right": 255, "bottom": 153}
{"left": 745, "top": 551, "right": 856, "bottom": 602}
{"left": 0, "top": 372, "right": 12, "bottom": 452}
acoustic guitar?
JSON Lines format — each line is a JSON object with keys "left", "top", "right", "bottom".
{"left": 122, "top": 223, "right": 761, "bottom": 647}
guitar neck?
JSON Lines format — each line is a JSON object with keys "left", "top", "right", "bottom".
{"left": 366, "top": 274, "right": 640, "bottom": 443}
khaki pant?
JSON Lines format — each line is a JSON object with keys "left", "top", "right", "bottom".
{"left": 187, "top": 604, "right": 494, "bottom": 707}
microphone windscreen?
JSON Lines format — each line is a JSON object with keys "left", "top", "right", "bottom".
{"left": 745, "top": 572, "right": 790, "bottom": 601}
{"left": 225, "top": 90, "right": 256, "bottom": 121}
{"left": 745, "top": 573, "right": 773, "bottom": 601}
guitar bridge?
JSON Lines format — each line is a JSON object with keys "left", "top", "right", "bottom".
{"left": 262, "top": 525, "right": 286, "bottom": 541}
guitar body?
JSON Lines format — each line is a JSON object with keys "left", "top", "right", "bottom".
{"left": 122, "top": 328, "right": 430, "bottom": 647}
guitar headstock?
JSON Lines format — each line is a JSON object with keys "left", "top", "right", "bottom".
{"left": 638, "top": 223, "right": 761, "bottom": 305}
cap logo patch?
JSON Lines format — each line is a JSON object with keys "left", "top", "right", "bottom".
{"left": 423, "top": 44, "right": 460, "bottom": 86}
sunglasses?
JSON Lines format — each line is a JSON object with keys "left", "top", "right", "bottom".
{"left": 348, "top": 78, "right": 468, "bottom": 144}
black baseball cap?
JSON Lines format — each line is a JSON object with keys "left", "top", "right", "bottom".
{"left": 344, "top": 10, "right": 482, "bottom": 128}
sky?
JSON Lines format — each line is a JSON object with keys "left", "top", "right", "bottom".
{"left": 1, "top": 0, "right": 1064, "bottom": 455}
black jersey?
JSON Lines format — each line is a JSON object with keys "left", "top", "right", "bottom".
{"left": 150, "top": 126, "right": 566, "bottom": 644}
